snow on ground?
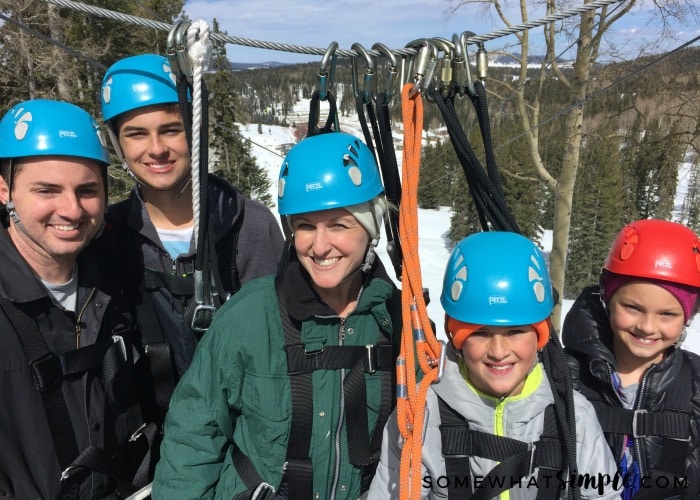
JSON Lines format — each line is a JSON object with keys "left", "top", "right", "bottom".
{"left": 237, "top": 99, "right": 700, "bottom": 354}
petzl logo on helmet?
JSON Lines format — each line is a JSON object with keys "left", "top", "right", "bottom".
{"left": 306, "top": 182, "right": 323, "bottom": 192}
{"left": 655, "top": 259, "right": 672, "bottom": 269}
{"left": 488, "top": 296, "right": 508, "bottom": 305}
{"left": 59, "top": 130, "right": 78, "bottom": 138}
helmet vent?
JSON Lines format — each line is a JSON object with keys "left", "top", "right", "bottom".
{"left": 13, "top": 109, "right": 31, "bottom": 140}
{"left": 343, "top": 152, "right": 358, "bottom": 167}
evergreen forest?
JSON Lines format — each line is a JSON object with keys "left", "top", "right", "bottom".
{"left": 1, "top": 0, "right": 699, "bottom": 301}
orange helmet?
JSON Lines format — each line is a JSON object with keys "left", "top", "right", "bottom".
{"left": 604, "top": 219, "right": 700, "bottom": 288}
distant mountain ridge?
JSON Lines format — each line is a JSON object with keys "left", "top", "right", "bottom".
{"left": 230, "top": 61, "right": 290, "bottom": 70}
{"left": 229, "top": 53, "right": 573, "bottom": 71}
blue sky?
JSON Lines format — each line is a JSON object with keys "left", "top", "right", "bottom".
{"left": 182, "top": 0, "right": 699, "bottom": 64}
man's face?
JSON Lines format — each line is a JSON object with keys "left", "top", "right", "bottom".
{"left": 0, "top": 156, "right": 105, "bottom": 267}
{"left": 116, "top": 105, "right": 191, "bottom": 195}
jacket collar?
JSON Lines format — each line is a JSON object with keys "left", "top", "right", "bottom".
{"left": 281, "top": 249, "right": 394, "bottom": 322}
{"left": 0, "top": 221, "right": 109, "bottom": 305}
{"left": 124, "top": 174, "right": 243, "bottom": 250}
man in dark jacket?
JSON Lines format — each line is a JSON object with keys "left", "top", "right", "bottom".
{"left": 0, "top": 99, "right": 144, "bottom": 498}
{"left": 98, "top": 54, "right": 284, "bottom": 425}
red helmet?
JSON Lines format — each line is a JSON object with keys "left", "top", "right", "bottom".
{"left": 604, "top": 219, "right": 700, "bottom": 288}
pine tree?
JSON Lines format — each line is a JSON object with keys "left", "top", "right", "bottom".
{"left": 419, "top": 141, "right": 455, "bottom": 209}
{"left": 206, "top": 19, "right": 272, "bottom": 207}
{"left": 566, "top": 124, "right": 625, "bottom": 298}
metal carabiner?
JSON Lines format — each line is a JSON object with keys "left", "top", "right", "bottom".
{"left": 317, "top": 41, "right": 338, "bottom": 100}
{"left": 167, "top": 20, "right": 193, "bottom": 82}
{"left": 430, "top": 37, "right": 455, "bottom": 99}
{"left": 452, "top": 31, "right": 476, "bottom": 97}
{"left": 404, "top": 38, "right": 438, "bottom": 97}
{"left": 371, "top": 42, "right": 398, "bottom": 102}
{"left": 351, "top": 42, "right": 375, "bottom": 104}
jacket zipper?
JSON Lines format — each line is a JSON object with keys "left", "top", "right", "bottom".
{"left": 75, "top": 287, "right": 96, "bottom": 348}
{"left": 329, "top": 317, "right": 347, "bottom": 500}
{"left": 632, "top": 364, "right": 654, "bottom": 479}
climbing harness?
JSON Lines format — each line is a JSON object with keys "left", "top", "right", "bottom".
{"left": 229, "top": 249, "right": 398, "bottom": 499}
{"left": 0, "top": 296, "right": 155, "bottom": 499}
{"left": 439, "top": 398, "right": 564, "bottom": 500}
{"left": 578, "top": 357, "right": 693, "bottom": 500}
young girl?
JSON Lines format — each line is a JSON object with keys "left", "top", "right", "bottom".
{"left": 369, "top": 231, "right": 619, "bottom": 499}
{"left": 563, "top": 219, "right": 700, "bottom": 499}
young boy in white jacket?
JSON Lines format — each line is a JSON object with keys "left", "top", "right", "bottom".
{"left": 369, "top": 231, "right": 621, "bottom": 499}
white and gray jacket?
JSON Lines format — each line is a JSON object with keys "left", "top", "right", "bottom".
{"left": 368, "top": 346, "right": 621, "bottom": 499}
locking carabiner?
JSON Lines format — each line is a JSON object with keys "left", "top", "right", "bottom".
{"left": 371, "top": 42, "right": 398, "bottom": 103}
{"left": 452, "top": 31, "right": 476, "bottom": 97}
{"left": 404, "top": 38, "right": 438, "bottom": 97}
{"left": 317, "top": 41, "right": 338, "bottom": 101}
{"left": 351, "top": 42, "right": 375, "bottom": 104}
{"left": 430, "top": 37, "right": 455, "bottom": 99}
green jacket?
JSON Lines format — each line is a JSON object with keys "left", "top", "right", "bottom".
{"left": 153, "top": 257, "right": 401, "bottom": 499}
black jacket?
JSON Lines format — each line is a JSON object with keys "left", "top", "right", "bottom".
{"left": 0, "top": 224, "right": 140, "bottom": 499}
{"left": 563, "top": 285, "right": 700, "bottom": 499}
{"left": 100, "top": 174, "right": 284, "bottom": 377}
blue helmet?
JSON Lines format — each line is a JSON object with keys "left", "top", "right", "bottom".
{"left": 440, "top": 231, "right": 554, "bottom": 325}
{"left": 278, "top": 132, "right": 384, "bottom": 215}
{"left": 0, "top": 99, "right": 109, "bottom": 165}
{"left": 101, "top": 53, "right": 183, "bottom": 123}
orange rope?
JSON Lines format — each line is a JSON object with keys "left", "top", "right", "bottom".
{"left": 396, "top": 82, "right": 443, "bottom": 500}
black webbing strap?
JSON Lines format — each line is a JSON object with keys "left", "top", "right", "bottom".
{"left": 278, "top": 282, "right": 314, "bottom": 500}
{"left": 0, "top": 296, "right": 80, "bottom": 499}
{"left": 59, "top": 419, "right": 157, "bottom": 497}
{"left": 355, "top": 91, "right": 403, "bottom": 280}
{"left": 31, "top": 337, "right": 124, "bottom": 391}
{"left": 439, "top": 397, "right": 562, "bottom": 500}
{"left": 591, "top": 403, "right": 690, "bottom": 441}
{"left": 427, "top": 84, "right": 520, "bottom": 233}
{"left": 375, "top": 92, "right": 403, "bottom": 280}
{"left": 231, "top": 447, "right": 277, "bottom": 500}
{"left": 593, "top": 357, "right": 692, "bottom": 480}
{"left": 306, "top": 90, "right": 338, "bottom": 137}
{"left": 285, "top": 343, "right": 394, "bottom": 374}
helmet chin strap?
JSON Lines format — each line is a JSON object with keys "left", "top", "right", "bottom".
{"left": 675, "top": 327, "right": 687, "bottom": 348}
{"left": 5, "top": 200, "right": 46, "bottom": 251}
{"left": 361, "top": 236, "right": 380, "bottom": 273}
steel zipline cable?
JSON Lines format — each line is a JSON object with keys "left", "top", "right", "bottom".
{"left": 42, "top": 0, "right": 625, "bottom": 58}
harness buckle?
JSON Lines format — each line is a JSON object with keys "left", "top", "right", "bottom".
{"left": 632, "top": 409, "right": 648, "bottom": 438}
{"left": 112, "top": 335, "right": 127, "bottom": 363}
{"left": 129, "top": 422, "right": 149, "bottom": 443}
{"left": 31, "top": 352, "right": 63, "bottom": 392}
{"left": 432, "top": 340, "right": 448, "bottom": 383}
{"left": 528, "top": 442, "right": 537, "bottom": 476}
{"left": 60, "top": 464, "right": 79, "bottom": 482}
{"left": 191, "top": 303, "right": 217, "bottom": 332}
{"left": 251, "top": 482, "right": 276, "bottom": 500}
{"left": 366, "top": 345, "right": 377, "bottom": 374}
{"left": 304, "top": 347, "right": 324, "bottom": 357}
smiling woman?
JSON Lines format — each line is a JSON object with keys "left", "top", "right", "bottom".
{"left": 153, "top": 132, "right": 403, "bottom": 500}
